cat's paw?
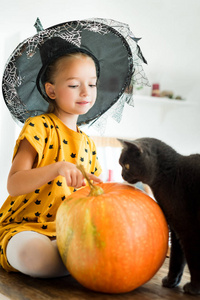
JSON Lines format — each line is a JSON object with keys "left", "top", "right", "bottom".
{"left": 162, "top": 276, "right": 181, "bottom": 288}
{"left": 183, "top": 282, "right": 200, "bottom": 295}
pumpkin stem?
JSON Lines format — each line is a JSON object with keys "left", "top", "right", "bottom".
{"left": 76, "top": 164, "right": 104, "bottom": 196}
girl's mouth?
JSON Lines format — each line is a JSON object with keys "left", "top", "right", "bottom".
{"left": 77, "top": 101, "right": 90, "bottom": 105}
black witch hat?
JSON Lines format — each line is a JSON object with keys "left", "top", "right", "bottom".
{"left": 2, "top": 18, "right": 149, "bottom": 132}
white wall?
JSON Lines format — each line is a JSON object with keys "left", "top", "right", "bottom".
{"left": 88, "top": 96, "right": 200, "bottom": 155}
{"left": 1, "top": 0, "right": 200, "bottom": 203}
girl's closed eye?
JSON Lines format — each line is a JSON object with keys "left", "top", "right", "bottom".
{"left": 68, "top": 83, "right": 96, "bottom": 88}
{"left": 68, "top": 85, "right": 79, "bottom": 88}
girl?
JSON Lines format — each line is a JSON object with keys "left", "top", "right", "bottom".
{"left": 1, "top": 18, "right": 149, "bottom": 278}
{"left": 0, "top": 38, "right": 102, "bottom": 278}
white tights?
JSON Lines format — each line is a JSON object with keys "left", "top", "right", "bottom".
{"left": 6, "top": 231, "right": 70, "bottom": 278}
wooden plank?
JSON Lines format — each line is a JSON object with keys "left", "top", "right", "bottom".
{"left": 91, "top": 136, "right": 122, "bottom": 148}
{"left": 0, "top": 258, "right": 194, "bottom": 300}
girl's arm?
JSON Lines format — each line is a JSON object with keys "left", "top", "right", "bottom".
{"left": 7, "top": 138, "right": 102, "bottom": 197}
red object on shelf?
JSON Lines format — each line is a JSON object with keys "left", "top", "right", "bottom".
{"left": 107, "top": 169, "right": 113, "bottom": 182}
{"left": 152, "top": 83, "right": 160, "bottom": 97}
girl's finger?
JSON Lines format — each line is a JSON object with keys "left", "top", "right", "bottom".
{"left": 87, "top": 173, "right": 102, "bottom": 183}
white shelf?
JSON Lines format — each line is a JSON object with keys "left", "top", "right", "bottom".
{"left": 133, "top": 95, "right": 198, "bottom": 107}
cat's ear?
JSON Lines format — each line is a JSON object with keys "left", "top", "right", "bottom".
{"left": 117, "top": 138, "right": 131, "bottom": 148}
{"left": 117, "top": 139, "right": 143, "bottom": 154}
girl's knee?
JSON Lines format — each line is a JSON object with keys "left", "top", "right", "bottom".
{"left": 6, "top": 231, "right": 68, "bottom": 278}
{"left": 20, "top": 238, "right": 51, "bottom": 273}
{"left": 6, "top": 231, "right": 53, "bottom": 276}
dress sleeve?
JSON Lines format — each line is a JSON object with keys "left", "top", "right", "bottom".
{"left": 12, "top": 115, "right": 49, "bottom": 166}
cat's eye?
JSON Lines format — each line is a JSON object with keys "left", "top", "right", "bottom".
{"left": 124, "top": 164, "right": 130, "bottom": 170}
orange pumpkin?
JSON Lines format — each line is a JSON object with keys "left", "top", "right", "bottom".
{"left": 56, "top": 180, "right": 168, "bottom": 294}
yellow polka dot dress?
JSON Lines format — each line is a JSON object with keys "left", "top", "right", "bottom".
{"left": 0, "top": 113, "right": 102, "bottom": 272}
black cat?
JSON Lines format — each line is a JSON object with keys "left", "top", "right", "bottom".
{"left": 118, "top": 137, "right": 200, "bottom": 295}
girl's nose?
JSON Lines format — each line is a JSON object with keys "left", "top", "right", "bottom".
{"left": 80, "top": 85, "right": 89, "bottom": 97}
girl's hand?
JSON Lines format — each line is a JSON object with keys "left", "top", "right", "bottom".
{"left": 57, "top": 162, "right": 102, "bottom": 188}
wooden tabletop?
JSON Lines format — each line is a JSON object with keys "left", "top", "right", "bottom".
{"left": 0, "top": 258, "right": 194, "bottom": 300}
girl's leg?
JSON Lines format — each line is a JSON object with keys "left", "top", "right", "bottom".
{"left": 6, "top": 231, "right": 69, "bottom": 278}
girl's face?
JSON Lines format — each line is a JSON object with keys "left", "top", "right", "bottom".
{"left": 45, "top": 55, "right": 97, "bottom": 119}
